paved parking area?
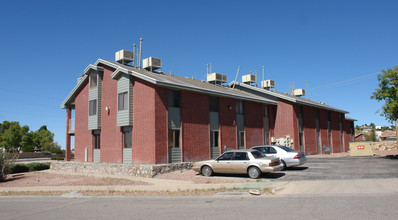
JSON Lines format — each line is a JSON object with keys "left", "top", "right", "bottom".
{"left": 271, "top": 156, "right": 398, "bottom": 181}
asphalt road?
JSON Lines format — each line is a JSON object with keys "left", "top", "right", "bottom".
{"left": 269, "top": 156, "right": 398, "bottom": 181}
{"left": 1, "top": 195, "right": 397, "bottom": 220}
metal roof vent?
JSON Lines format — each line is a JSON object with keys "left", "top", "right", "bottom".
{"left": 142, "top": 57, "right": 162, "bottom": 71}
{"left": 242, "top": 74, "right": 256, "bottom": 85}
{"left": 207, "top": 73, "right": 227, "bottom": 85}
{"left": 115, "top": 50, "right": 134, "bottom": 65}
{"left": 293, "top": 89, "right": 305, "bottom": 97}
{"left": 261, "top": 80, "right": 275, "bottom": 89}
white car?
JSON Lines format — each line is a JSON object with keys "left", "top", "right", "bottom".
{"left": 251, "top": 145, "right": 306, "bottom": 170}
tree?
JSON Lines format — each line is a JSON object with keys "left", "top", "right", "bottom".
{"left": 0, "top": 121, "right": 30, "bottom": 151}
{"left": 371, "top": 66, "right": 398, "bottom": 142}
{"left": 31, "top": 126, "right": 54, "bottom": 152}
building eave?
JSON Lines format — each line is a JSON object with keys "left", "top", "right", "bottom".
{"left": 60, "top": 75, "right": 88, "bottom": 109}
{"left": 229, "top": 81, "right": 349, "bottom": 114}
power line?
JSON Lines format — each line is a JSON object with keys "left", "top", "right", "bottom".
{"left": 310, "top": 73, "right": 378, "bottom": 91}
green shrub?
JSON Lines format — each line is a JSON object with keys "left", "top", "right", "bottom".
{"left": 9, "top": 163, "right": 50, "bottom": 174}
{"left": 51, "top": 157, "right": 64, "bottom": 161}
{"left": 27, "top": 163, "right": 50, "bottom": 171}
{"left": 9, "top": 164, "right": 29, "bottom": 174}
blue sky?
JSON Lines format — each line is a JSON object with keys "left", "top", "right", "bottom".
{"left": 1, "top": 0, "right": 397, "bottom": 148}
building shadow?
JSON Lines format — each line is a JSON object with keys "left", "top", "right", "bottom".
{"left": 384, "top": 155, "right": 398, "bottom": 160}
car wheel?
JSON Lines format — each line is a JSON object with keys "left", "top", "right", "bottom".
{"left": 281, "top": 160, "right": 287, "bottom": 171}
{"left": 201, "top": 166, "right": 213, "bottom": 177}
{"left": 248, "top": 167, "right": 261, "bottom": 179}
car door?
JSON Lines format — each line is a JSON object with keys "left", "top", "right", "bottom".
{"left": 212, "top": 152, "right": 234, "bottom": 173}
{"left": 230, "top": 152, "right": 249, "bottom": 174}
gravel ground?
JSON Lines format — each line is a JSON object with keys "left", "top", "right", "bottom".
{"left": 0, "top": 172, "right": 150, "bottom": 187}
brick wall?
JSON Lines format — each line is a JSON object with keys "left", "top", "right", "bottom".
{"left": 154, "top": 86, "right": 168, "bottom": 164}
{"left": 181, "top": 91, "right": 210, "bottom": 162}
{"left": 99, "top": 64, "right": 123, "bottom": 163}
{"left": 330, "top": 111, "right": 342, "bottom": 153}
{"left": 74, "top": 79, "right": 92, "bottom": 162}
{"left": 219, "top": 97, "right": 237, "bottom": 149}
{"left": 244, "top": 101, "right": 264, "bottom": 148}
{"left": 274, "top": 100, "right": 298, "bottom": 150}
{"left": 344, "top": 120, "right": 354, "bottom": 152}
{"left": 319, "top": 109, "right": 329, "bottom": 153}
{"left": 132, "top": 78, "right": 157, "bottom": 164}
{"left": 302, "top": 105, "right": 317, "bottom": 155}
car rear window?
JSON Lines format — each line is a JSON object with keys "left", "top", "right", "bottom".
{"left": 251, "top": 150, "right": 265, "bottom": 159}
{"left": 279, "top": 146, "right": 295, "bottom": 152}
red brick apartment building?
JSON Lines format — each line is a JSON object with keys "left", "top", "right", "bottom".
{"left": 61, "top": 54, "right": 355, "bottom": 164}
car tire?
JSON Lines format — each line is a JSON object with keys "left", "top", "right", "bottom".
{"left": 248, "top": 167, "right": 261, "bottom": 179}
{"left": 281, "top": 160, "right": 287, "bottom": 171}
{"left": 201, "top": 166, "right": 213, "bottom": 177}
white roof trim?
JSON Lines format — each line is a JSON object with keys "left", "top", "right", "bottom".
{"left": 60, "top": 75, "right": 88, "bottom": 109}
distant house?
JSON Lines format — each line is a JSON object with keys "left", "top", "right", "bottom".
{"left": 360, "top": 126, "right": 372, "bottom": 133}
{"left": 380, "top": 130, "right": 396, "bottom": 141}
{"left": 354, "top": 133, "right": 364, "bottom": 141}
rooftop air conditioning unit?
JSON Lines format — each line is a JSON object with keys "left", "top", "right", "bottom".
{"left": 293, "top": 89, "right": 305, "bottom": 97}
{"left": 242, "top": 74, "right": 256, "bottom": 84}
{"left": 207, "top": 73, "right": 227, "bottom": 84}
{"left": 115, "top": 50, "right": 134, "bottom": 64}
{"left": 142, "top": 57, "right": 162, "bottom": 70}
{"left": 261, "top": 80, "right": 275, "bottom": 89}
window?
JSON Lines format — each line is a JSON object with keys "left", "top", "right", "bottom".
{"left": 258, "top": 146, "right": 277, "bottom": 154}
{"left": 236, "top": 101, "right": 244, "bottom": 114}
{"left": 122, "top": 127, "right": 132, "bottom": 149}
{"left": 239, "top": 131, "right": 245, "bottom": 148}
{"left": 297, "top": 106, "right": 304, "bottom": 151}
{"left": 217, "top": 152, "right": 234, "bottom": 161}
{"left": 209, "top": 97, "right": 219, "bottom": 112}
{"left": 232, "top": 152, "right": 248, "bottom": 160}
{"left": 267, "top": 147, "right": 277, "bottom": 154}
{"left": 168, "top": 90, "right": 180, "bottom": 108}
{"left": 89, "top": 99, "right": 97, "bottom": 116}
{"left": 251, "top": 151, "right": 265, "bottom": 159}
{"left": 118, "top": 92, "right": 128, "bottom": 111}
{"left": 211, "top": 131, "right": 219, "bottom": 147}
{"left": 168, "top": 130, "right": 180, "bottom": 148}
{"left": 92, "top": 131, "right": 100, "bottom": 149}
{"left": 90, "top": 73, "right": 98, "bottom": 88}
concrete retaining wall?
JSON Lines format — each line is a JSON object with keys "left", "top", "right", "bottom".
{"left": 50, "top": 161, "right": 193, "bottom": 178}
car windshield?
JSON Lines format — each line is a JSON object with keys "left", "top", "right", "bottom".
{"left": 251, "top": 150, "right": 265, "bottom": 159}
{"left": 278, "top": 146, "right": 295, "bottom": 152}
